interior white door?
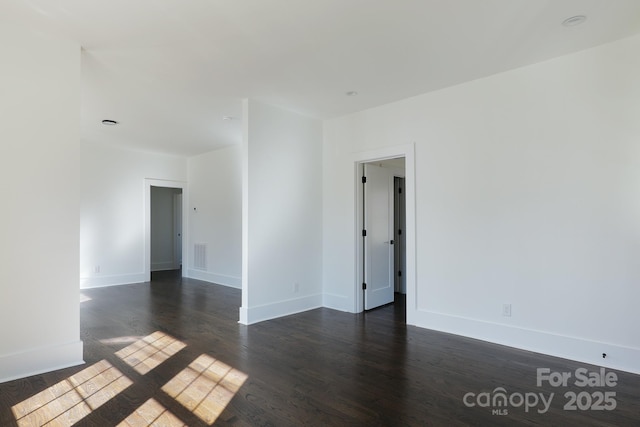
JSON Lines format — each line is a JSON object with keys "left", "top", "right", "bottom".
{"left": 364, "top": 163, "right": 394, "bottom": 310}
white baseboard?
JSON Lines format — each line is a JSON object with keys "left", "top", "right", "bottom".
{"left": 186, "top": 269, "right": 241, "bottom": 289}
{"left": 0, "top": 340, "right": 84, "bottom": 384}
{"left": 151, "top": 261, "right": 177, "bottom": 272}
{"left": 409, "top": 309, "right": 640, "bottom": 375}
{"left": 80, "top": 273, "right": 146, "bottom": 289}
{"left": 322, "top": 292, "right": 353, "bottom": 313}
{"left": 239, "top": 294, "right": 323, "bottom": 325}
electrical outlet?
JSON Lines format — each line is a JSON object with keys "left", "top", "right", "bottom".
{"left": 293, "top": 282, "right": 300, "bottom": 293}
{"left": 502, "top": 303, "right": 512, "bottom": 317}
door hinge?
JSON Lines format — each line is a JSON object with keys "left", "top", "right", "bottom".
{"left": 362, "top": 176, "right": 367, "bottom": 184}
{"left": 399, "top": 187, "right": 402, "bottom": 194}
{"left": 362, "top": 283, "right": 367, "bottom": 290}
{"left": 362, "top": 229, "right": 367, "bottom": 237}
{"left": 398, "top": 270, "right": 402, "bottom": 277}
{"left": 398, "top": 229, "right": 402, "bottom": 235}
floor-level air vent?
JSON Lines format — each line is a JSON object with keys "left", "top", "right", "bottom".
{"left": 194, "top": 243, "right": 207, "bottom": 270}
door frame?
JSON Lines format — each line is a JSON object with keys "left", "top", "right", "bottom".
{"left": 173, "top": 192, "right": 183, "bottom": 269}
{"left": 394, "top": 176, "right": 406, "bottom": 294}
{"left": 353, "top": 144, "right": 416, "bottom": 321}
{"left": 144, "top": 178, "right": 188, "bottom": 282}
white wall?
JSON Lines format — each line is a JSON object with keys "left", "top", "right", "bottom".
{"left": 0, "top": 23, "right": 83, "bottom": 382}
{"left": 187, "top": 146, "right": 242, "bottom": 287}
{"left": 80, "top": 143, "right": 187, "bottom": 288}
{"left": 323, "top": 35, "right": 640, "bottom": 374}
{"left": 240, "top": 100, "right": 323, "bottom": 324}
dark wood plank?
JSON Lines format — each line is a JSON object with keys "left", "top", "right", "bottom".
{"left": 1, "top": 271, "right": 638, "bottom": 426}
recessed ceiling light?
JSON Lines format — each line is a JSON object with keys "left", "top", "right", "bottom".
{"left": 562, "top": 15, "right": 587, "bottom": 27}
{"left": 222, "top": 116, "right": 233, "bottom": 121}
{"left": 346, "top": 91, "right": 358, "bottom": 97}
{"left": 101, "top": 119, "right": 118, "bottom": 125}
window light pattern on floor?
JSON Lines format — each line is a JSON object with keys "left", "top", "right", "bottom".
{"left": 115, "top": 331, "right": 186, "bottom": 374}
{"left": 117, "top": 398, "right": 185, "bottom": 427}
{"left": 162, "top": 354, "right": 248, "bottom": 425}
{"left": 12, "top": 360, "right": 132, "bottom": 427}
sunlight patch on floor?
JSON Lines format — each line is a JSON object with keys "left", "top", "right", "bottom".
{"left": 12, "top": 360, "right": 132, "bottom": 427}
{"left": 162, "top": 354, "right": 248, "bottom": 425}
{"left": 99, "top": 336, "right": 144, "bottom": 346}
{"left": 115, "top": 331, "right": 186, "bottom": 374}
{"left": 117, "top": 398, "right": 185, "bottom": 427}
{"left": 79, "top": 293, "right": 92, "bottom": 303}
{"left": 12, "top": 332, "right": 246, "bottom": 426}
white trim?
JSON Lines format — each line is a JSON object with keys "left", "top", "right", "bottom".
{"left": 151, "top": 261, "right": 176, "bottom": 272}
{"left": 0, "top": 340, "right": 84, "bottom": 384}
{"left": 80, "top": 273, "right": 145, "bottom": 289}
{"left": 239, "top": 294, "right": 322, "bottom": 325}
{"left": 412, "top": 309, "right": 640, "bottom": 375}
{"left": 144, "top": 179, "right": 188, "bottom": 283}
{"left": 240, "top": 99, "right": 250, "bottom": 316}
{"left": 322, "top": 292, "right": 353, "bottom": 312}
{"left": 239, "top": 306, "right": 248, "bottom": 325}
{"left": 352, "top": 143, "right": 416, "bottom": 318}
{"left": 186, "top": 270, "right": 241, "bottom": 289}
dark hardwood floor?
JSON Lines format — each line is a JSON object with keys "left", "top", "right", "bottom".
{"left": 1, "top": 271, "right": 638, "bottom": 426}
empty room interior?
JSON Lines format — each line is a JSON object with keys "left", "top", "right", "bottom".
{"left": 2, "top": 1, "right": 640, "bottom": 426}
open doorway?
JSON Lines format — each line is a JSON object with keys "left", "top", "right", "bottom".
{"left": 360, "top": 158, "right": 406, "bottom": 314}
{"left": 144, "top": 179, "right": 187, "bottom": 283}
{"left": 353, "top": 143, "right": 415, "bottom": 323}
{"left": 150, "top": 186, "right": 183, "bottom": 277}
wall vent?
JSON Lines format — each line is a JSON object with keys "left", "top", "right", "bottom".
{"left": 194, "top": 243, "right": 207, "bottom": 270}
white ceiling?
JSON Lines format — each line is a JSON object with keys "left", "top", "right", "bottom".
{"left": 4, "top": 0, "right": 640, "bottom": 156}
